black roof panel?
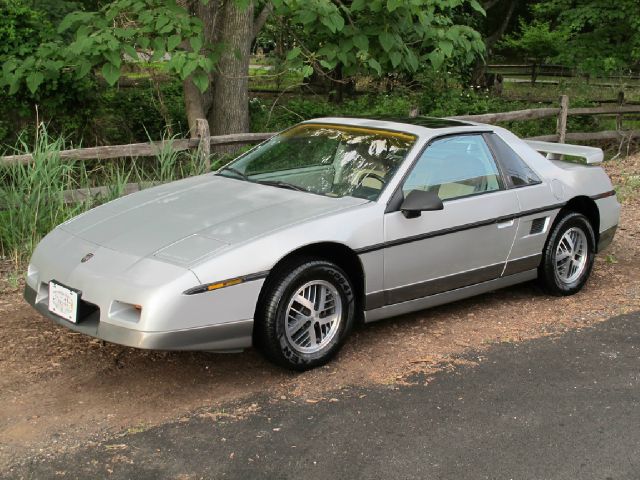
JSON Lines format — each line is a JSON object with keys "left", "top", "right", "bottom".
{"left": 375, "top": 116, "right": 472, "bottom": 128}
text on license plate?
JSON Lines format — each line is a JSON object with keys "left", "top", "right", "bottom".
{"left": 48, "top": 282, "right": 79, "bottom": 323}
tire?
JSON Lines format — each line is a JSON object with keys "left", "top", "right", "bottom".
{"left": 255, "top": 258, "right": 356, "bottom": 371}
{"left": 538, "top": 212, "right": 596, "bottom": 296}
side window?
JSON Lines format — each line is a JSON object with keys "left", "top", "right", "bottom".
{"left": 486, "top": 133, "right": 541, "bottom": 188}
{"left": 403, "top": 135, "right": 502, "bottom": 201}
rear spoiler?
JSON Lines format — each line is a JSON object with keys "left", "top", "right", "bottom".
{"left": 525, "top": 140, "right": 604, "bottom": 164}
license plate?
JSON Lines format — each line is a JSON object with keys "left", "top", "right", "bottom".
{"left": 48, "top": 281, "right": 79, "bottom": 323}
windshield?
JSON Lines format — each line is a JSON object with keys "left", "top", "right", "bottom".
{"left": 217, "top": 123, "right": 417, "bottom": 200}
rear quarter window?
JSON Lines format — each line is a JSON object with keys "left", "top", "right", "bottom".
{"left": 486, "top": 133, "right": 541, "bottom": 188}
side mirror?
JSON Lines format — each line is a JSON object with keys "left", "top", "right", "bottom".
{"left": 400, "top": 190, "right": 444, "bottom": 218}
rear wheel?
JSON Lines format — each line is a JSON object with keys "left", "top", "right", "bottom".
{"left": 538, "top": 212, "right": 595, "bottom": 296}
{"left": 256, "top": 258, "right": 355, "bottom": 370}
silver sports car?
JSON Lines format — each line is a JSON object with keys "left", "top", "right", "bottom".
{"left": 24, "top": 117, "right": 620, "bottom": 370}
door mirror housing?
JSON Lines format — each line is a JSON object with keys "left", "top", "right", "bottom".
{"left": 400, "top": 190, "right": 444, "bottom": 218}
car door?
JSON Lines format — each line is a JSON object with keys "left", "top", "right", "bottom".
{"left": 482, "top": 132, "right": 551, "bottom": 276}
{"left": 382, "top": 133, "right": 520, "bottom": 306}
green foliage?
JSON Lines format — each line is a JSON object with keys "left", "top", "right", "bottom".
{"left": 274, "top": 0, "right": 486, "bottom": 79}
{"left": 499, "top": 20, "right": 568, "bottom": 64}
{"left": 0, "top": 129, "right": 90, "bottom": 267}
{"left": 518, "top": 0, "right": 640, "bottom": 75}
{"left": 0, "top": 125, "right": 210, "bottom": 268}
{"left": 0, "top": 0, "right": 215, "bottom": 96}
{"left": 0, "top": 0, "right": 54, "bottom": 59}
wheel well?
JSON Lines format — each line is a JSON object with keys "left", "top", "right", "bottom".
{"left": 561, "top": 196, "right": 600, "bottom": 242}
{"left": 255, "top": 242, "right": 366, "bottom": 322}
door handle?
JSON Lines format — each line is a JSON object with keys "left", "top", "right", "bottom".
{"left": 497, "top": 219, "right": 515, "bottom": 229}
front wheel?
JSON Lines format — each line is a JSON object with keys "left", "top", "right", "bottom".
{"left": 256, "top": 258, "right": 356, "bottom": 371}
{"left": 538, "top": 212, "right": 596, "bottom": 296}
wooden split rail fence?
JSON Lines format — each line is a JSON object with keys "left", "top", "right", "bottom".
{"left": 1, "top": 94, "right": 639, "bottom": 204}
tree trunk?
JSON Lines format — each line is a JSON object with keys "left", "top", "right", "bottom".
{"left": 183, "top": 0, "right": 219, "bottom": 135}
{"left": 469, "top": 0, "right": 519, "bottom": 87}
{"left": 183, "top": 78, "right": 207, "bottom": 138}
{"left": 208, "top": 1, "right": 254, "bottom": 136}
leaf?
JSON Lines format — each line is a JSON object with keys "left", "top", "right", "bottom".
{"left": 8, "top": 77, "right": 20, "bottom": 95}
{"left": 181, "top": 59, "right": 199, "bottom": 80}
{"left": 103, "top": 50, "right": 121, "bottom": 68}
{"left": 428, "top": 50, "right": 444, "bottom": 70}
{"left": 102, "top": 62, "right": 121, "bottom": 86}
{"left": 469, "top": 0, "right": 486, "bottom": 15}
{"left": 439, "top": 40, "right": 453, "bottom": 57}
{"left": 379, "top": 31, "right": 394, "bottom": 52}
{"left": 331, "top": 13, "right": 345, "bottom": 32}
{"left": 168, "top": 34, "right": 182, "bottom": 52}
{"left": 191, "top": 70, "right": 209, "bottom": 93}
{"left": 2, "top": 59, "right": 17, "bottom": 76}
{"left": 58, "top": 11, "right": 93, "bottom": 33}
{"left": 156, "top": 15, "right": 170, "bottom": 32}
{"left": 286, "top": 47, "right": 302, "bottom": 61}
{"left": 297, "top": 10, "right": 317, "bottom": 25}
{"left": 76, "top": 60, "right": 92, "bottom": 79}
{"left": 406, "top": 50, "right": 419, "bottom": 70}
{"left": 386, "top": 0, "right": 402, "bottom": 13}
{"left": 26, "top": 72, "right": 44, "bottom": 94}
{"left": 351, "top": 0, "right": 367, "bottom": 11}
{"left": 123, "top": 44, "right": 138, "bottom": 60}
{"left": 320, "top": 15, "right": 338, "bottom": 33}
{"left": 317, "top": 45, "right": 337, "bottom": 60}
{"left": 319, "top": 58, "right": 337, "bottom": 70}
{"left": 389, "top": 50, "right": 402, "bottom": 68}
{"left": 353, "top": 34, "right": 369, "bottom": 52}
{"left": 336, "top": 50, "right": 348, "bottom": 65}
{"left": 190, "top": 36, "right": 203, "bottom": 53}
{"left": 368, "top": 57, "right": 382, "bottom": 75}
{"left": 301, "top": 65, "right": 314, "bottom": 77}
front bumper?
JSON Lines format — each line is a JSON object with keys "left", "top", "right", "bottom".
{"left": 24, "top": 284, "right": 253, "bottom": 351}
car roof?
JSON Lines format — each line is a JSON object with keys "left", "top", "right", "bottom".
{"left": 301, "top": 116, "right": 493, "bottom": 138}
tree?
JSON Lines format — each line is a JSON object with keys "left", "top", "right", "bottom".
{"left": 499, "top": 20, "right": 568, "bottom": 84}
{"left": 468, "top": 0, "right": 523, "bottom": 87}
{"left": 531, "top": 0, "right": 640, "bottom": 76}
{"left": 1, "top": 0, "right": 487, "bottom": 138}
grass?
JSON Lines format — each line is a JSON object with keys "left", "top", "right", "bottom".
{"left": 501, "top": 80, "right": 640, "bottom": 103}
{"left": 615, "top": 173, "right": 640, "bottom": 203}
{"left": 0, "top": 126, "right": 218, "bottom": 271}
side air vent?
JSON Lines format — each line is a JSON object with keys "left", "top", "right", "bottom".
{"left": 530, "top": 217, "right": 547, "bottom": 234}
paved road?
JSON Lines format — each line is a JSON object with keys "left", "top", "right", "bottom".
{"left": 5, "top": 312, "right": 640, "bottom": 479}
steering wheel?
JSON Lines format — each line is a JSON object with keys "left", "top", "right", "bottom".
{"left": 354, "top": 171, "right": 386, "bottom": 189}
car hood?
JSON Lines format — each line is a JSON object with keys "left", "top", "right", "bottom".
{"left": 60, "top": 175, "right": 368, "bottom": 265}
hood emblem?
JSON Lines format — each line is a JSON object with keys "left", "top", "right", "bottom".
{"left": 81, "top": 253, "right": 94, "bottom": 263}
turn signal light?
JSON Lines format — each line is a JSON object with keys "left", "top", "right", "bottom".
{"left": 183, "top": 277, "right": 244, "bottom": 295}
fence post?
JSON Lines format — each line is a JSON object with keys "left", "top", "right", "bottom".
{"left": 195, "top": 118, "right": 210, "bottom": 170}
{"left": 616, "top": 91, "right": 625, "bottom": 131}
{"left": 556, "top": 95, "right": 569, "bottom": 143}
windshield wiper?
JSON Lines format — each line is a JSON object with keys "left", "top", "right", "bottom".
{"left": 219, "top": 166, "right": 249, "bottom": 180}
{"left": 256, "top": 180, "right": 308, "bottom": 192}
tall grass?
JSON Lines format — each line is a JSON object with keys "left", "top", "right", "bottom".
{"left": 0, "top": 126, "right": 216, "bottom": 271}
{"left": 0, "top": 129, "right": 91, "bottom": 267}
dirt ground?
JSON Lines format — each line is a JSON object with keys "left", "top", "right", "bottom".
{"left": 1, "top": 155, "right": 639, "bottom": 470}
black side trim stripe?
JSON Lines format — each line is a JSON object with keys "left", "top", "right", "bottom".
{"left": 360, "top": 190, "right": 615, "bottom": 256}
{"left": 384, "top": 263, "right": 504, "bottom": 306}
{"left": 365, "top": 255, "right": 540, "bottom": 311}
{"left": 356, "top": 202, "right": 566, "bottom": 255}
{"left": 502, "top": 254, "right": 542, "bottom": 276}
{"left": 184, "top": 270, "right": 270, "bottom": 295}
